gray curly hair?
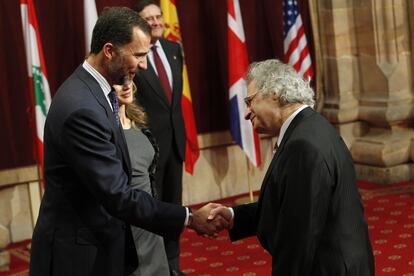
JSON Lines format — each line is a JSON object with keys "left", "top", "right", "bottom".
{"left": 246, "top": 59, "right": 315, "bottom": 106}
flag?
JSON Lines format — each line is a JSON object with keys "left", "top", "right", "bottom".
{"left": 84, "top": 0, "right": 98, "bottom": 54}
{"left": 283, "top": 0, "right": 313, "bottom": 80}
{"left": 160, "top": 0, "right": 200, "bottom": 174}
{"left": 227, "top": 0, "right": 261, "bottom": 167}
{"left": 20, "top": 0, "right": 52, "bottom": 171}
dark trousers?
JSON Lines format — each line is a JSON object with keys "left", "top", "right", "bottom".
{"left": 155, "top": 139, "right": 183, "bottom": 271}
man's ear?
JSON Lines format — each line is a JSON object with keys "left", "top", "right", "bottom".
{"left": 102, "top": 43, "right": 116, "bottom": 60}
{"left": 271, "top": 94, "right": 279, "bottom": 102}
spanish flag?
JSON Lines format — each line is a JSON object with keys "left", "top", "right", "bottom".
{"left": 160, "top": 0, "right": 200, "bottom": 174}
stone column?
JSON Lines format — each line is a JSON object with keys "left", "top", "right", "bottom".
{"left": 314, "top": 0, "right": 414, "bottom": 184}
{"left": 351, "top": 0, "right": 414, "bottom": 183}
{"left": 315, "top": 0, "right": 368, "bottom": 149}
{"left": 0, "top": 225, "right": 10, "bottom": 271}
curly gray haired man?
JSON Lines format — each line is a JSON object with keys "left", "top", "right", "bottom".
{"left": 246, "top": 59, "right": 314, "bottom": 106}
{"left": 210, "top": 59, "right": 374, "bottom": 275}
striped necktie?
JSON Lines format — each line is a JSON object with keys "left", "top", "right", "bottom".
{"left": 108, "top": 90, "right": 120, "bottom": 126}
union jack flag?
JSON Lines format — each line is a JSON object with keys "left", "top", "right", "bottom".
{"left": 227, "top": 0, "right": 261, "bottom": 167}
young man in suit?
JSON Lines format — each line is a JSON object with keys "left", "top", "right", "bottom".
{"left": 210, "top": 60, "right": 374, "bottom": 275}
{"left": 29, "top": 7, "right": 227, "bottom": 276}
{"left": 133, "top": 1, "right": 186, "bottom": 274}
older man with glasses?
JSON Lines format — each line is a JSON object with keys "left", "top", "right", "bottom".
{"left": 210, "top": 59, "right": 374, "bottom": 276}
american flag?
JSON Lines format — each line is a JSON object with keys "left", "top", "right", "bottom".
{"left": 283, "top": 0, "right": 313, "bottom": 80}
{"left": 227, "top": 0, "right": 261, "bottom": 167}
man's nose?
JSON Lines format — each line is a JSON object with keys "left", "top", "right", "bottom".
{"left": 138, "top": 58, "right": 147, "bottom": 70}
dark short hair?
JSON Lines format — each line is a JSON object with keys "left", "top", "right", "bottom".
{"left": 90, "top": 7, "right": 151, "bottom": 54}
{"left": 133, "top": 0, "right": 159, "bottom": 14}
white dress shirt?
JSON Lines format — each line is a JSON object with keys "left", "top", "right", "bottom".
{"left": 148, "top": 40, "right": 173, "bottom": 89}
{"left": 82, "top": 60, "right": 113, "bottom": 111}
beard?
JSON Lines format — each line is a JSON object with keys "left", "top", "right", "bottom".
{"left": 107, "top": 55, "right": 129, "bottom": 85}
{"left": 121, "top": 75, "right": 133, "bottom": 86}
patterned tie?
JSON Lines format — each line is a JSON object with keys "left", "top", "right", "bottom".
{"left": 108, "top": 90, "right": 120, "bottom": 126}
{"left": 152, "top": 45, "right": 172, "bottom": 104}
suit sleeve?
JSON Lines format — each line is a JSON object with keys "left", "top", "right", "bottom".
{"left": 271, "top": 140, "right": 332, "bottom": 274}
{"left": 229, "top": 202, "right": 259, "bottom": 241}
{"left": 60, "top": 108, "right": 186, "bottom": 240}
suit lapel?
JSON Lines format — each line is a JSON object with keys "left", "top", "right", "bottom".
{"left": 257, "top": 107, "right": 315, "bottom": 209}
{"left": 75, "top": 66, "right": 132, "bottom": 176}
{"left": 141, "top": 62, "right": 171, "bottom": 109}
{"left": 140, "top": 39, "right": 180, "bottom": 110}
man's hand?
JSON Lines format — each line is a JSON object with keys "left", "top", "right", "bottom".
{"left": 208, "top": 205, "right": 233, "bottom": 229}
{"left": 189, "top": 203, "right": 230, "bottom": 237}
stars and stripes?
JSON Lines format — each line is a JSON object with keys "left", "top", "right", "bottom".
{"left": 227, "top": 0, "right": 261, "bottom": 167}
{"left": 283, "top": 0, "right": 313, "bottom": 80}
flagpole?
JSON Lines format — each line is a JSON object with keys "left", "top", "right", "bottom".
{"left": 234, "top": 155, "right": 257, "bottom": 205}
{"left": 246, "top": 156, "right": 254, "bottom": 202}
{"left": 36, "top": 163, "right": 44, "bottom": 195}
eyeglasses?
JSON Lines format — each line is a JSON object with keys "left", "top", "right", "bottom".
{"left": 244, "top": 91, "right": 259, "bottom": 108}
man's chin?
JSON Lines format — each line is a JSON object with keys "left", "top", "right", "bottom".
{"left": 113, "top": 76, "right": 126, "bottom": 86}
{"left": 151, "top": 31, "right": 163, "bottom": 41}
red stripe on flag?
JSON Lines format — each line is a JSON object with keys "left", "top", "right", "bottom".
{"left": 26, "top": 0, "right": 49, "bottom": 80}
{"left": 228, "top": 0, "right": 236, "bottom": 19}
{"left": 182, "top": 96, "right": 199, "bottom": 174}
{"left": 284, "top": 25, "right": 305, "bottom": 60}
{"left": 303, "top": 66, "right": 314, "bottom": 80}
{"left": 228, "top": 28, "right": 249, "bottom": 86}
{"left": 293, "top": 46, "right": 310, "bottom": 72}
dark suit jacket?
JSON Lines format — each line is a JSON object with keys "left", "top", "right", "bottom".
{"left": 230, "top": 107, "right": 374, "bottom": 276}
{"left": 29, "top": 65, "right": 186, "bottom": 276}
{"left": 134, "top": 38, "right": 186, "bottom": 162}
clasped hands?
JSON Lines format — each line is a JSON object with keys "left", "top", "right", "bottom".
{"left": 187, "top": 203, "right": 233, "bottom": 238}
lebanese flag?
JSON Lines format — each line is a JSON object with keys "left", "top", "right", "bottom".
{"left": 227, "top": 0, "right": 261, "bottom": 167}
{"left": 160, "top": 0, "right": 200, "bottom": 174}
{"left": 20, "top": 0, "right": 51, "bottom": 171}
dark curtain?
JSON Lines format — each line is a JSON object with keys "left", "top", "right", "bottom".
{"left": 0, "top": 0, "right": 314, "bottom": 170}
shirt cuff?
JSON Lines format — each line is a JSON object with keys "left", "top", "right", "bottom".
{"left": 184, "top": 207, "right": 190, "bottom": 227}
{"left": 228, "top": 207, "right": 235, "bottom": 221}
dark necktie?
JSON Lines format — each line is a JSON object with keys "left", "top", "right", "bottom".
{"left": 108, "top": 90, "right": 120, "bottom": 126}
{"left": 152, "top": 45, "right": 172, "bottom": 104}
{"left": 273, "top": 143, "right": 279, "bottom": 154}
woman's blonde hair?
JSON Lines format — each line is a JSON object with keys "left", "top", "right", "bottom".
{"left": 125, "top": 81, "right": 147, "bottom": 128}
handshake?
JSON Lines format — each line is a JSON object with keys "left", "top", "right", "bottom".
{"left": 187, "top": 203, "right": 233, "bottom": 238}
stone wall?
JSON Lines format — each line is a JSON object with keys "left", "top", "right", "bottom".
{"left": 312, "top": 0, "right": 414, "bottom": 184}
{"left": 0, "top": 165, "right": 41, "bottom": 271}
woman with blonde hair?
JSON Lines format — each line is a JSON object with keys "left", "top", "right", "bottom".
{"left": 114, "top": 79, "right": 169, "bottom": 276}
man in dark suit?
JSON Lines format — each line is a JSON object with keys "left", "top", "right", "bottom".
{"left": 210, "top": 59, "right": 374, "bottom": 275}
{"left": 133, "top": 1, "right": 186, "bottom": 274}
{"left": 29, "top": 7, "right": 226, "bottom": 276}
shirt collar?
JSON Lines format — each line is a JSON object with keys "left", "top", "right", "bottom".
{"left": 82, "top": 60, "right": 112, "bottom": 97}
{"left": 151, "top": 40, "right": 162, "bottom": 49}
{"left": 276, "top": 105, "right": 309, "bottom": 148}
